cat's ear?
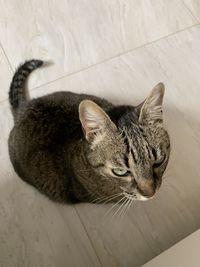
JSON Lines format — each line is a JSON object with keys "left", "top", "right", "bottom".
{"left": 138, "top": 83, "right": 165, "bottom": 125}
{"left": 79, "top": 100, "right": 116, "bottom": 142}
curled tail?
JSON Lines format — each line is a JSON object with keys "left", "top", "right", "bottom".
{"left": 9, "top": 59, "right": 43, "bottom": 116}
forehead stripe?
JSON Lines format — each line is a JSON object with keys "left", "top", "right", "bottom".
{"left": 124, "top": 154, "right": 129, "bottom": 168}
{"left": 122, "top": 130, "right": 130, "bottom": 168}
{"left": 130, "top": 148, "right": 137, "bottom": 163}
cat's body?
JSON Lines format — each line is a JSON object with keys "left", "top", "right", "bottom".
{"left": 8, "top": 60, "right": 170, "bottom": 204}
{"left": 9, "top": 90, "right": 116, "bottom": 203}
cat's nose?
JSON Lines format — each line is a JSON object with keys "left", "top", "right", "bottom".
{"left": 137, "top": 180, "right": 156, "bottom": 198}
{"left": 140, "top": 188, "right": 155, "bottom": 198}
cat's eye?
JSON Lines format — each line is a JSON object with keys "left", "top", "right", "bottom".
{"left": 112, "top": 168, "right": 129, "bottom": 177}
{"left": 153, "top": 156, "right": 166, "bottom": 168}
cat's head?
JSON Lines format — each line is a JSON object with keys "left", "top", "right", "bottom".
{"left": 79, "top": 83, "right": 170, "bottom": 201}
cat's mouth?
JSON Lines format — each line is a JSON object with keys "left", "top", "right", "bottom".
{"left": 121, "top": 188, "right": 155, "bottom": 201}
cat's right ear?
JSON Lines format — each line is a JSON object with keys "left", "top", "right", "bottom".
{"left": 138, "top": 83, "right": 165, "bottom": 125}
{"left": 79, "top": 100, "right": 115, "bottom": 142}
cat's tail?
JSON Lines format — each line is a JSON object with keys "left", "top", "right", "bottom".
{"left": 9, "top": 59, "right": 43, "bottom": 117}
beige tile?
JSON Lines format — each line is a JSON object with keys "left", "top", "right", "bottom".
{"left": 30, "top": 25, "right": 200, "bottom": 266}
{"left": 0, "top": 101, "right": 101, "bottom": 267}
{"left": 143, "top": 230, "right": 200, "bottom": 267}
{"left": 0, "top": 45, "right": 12, "bottom": 102}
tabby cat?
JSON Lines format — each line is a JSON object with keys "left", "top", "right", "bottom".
{"left": 8, "top": 60, "right": 170, "bottom": 204}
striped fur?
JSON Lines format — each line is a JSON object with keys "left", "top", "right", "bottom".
{"left": 9, "top": 60, "right": 43, "bottom": 117}
{"left": 8, "top": 61, "right": 170, "bottom": 204}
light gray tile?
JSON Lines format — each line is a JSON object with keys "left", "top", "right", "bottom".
{"left": 183, "top": 0, "right": 200, "bottom": 22}
{"left": 0, "top": 0, "right": 122, "bottom": 88}
{"left": 76, "top": 203, "right": 155, "bottom": 267}
{"left": 118, "top": 0, "right": 198, "bottom": 50}
{"left": 0, "top": 0, "right": 198, "bottom": 91}
{"left": 0, "top": 45, "right": 12, "bottom": 102}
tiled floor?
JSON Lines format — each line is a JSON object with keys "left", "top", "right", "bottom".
{"left": 0, "top": 1, "right": 200, "bottom": 267}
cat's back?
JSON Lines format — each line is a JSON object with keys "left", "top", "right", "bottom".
{"left": 9, "top": 91, "right": 113, "bottom": 156}
{"left": 8, "top": 91, "right": 113, "bottom": 202}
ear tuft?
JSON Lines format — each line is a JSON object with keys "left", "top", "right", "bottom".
{"left": 79, "top": 100, "right": 112, "bottom": 142}
{"left": 139, "top": 83, "right": 165, "bottom": 124}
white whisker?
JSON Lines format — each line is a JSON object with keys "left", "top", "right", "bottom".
{"left": 128, "top": 198, "right": 135, "bottom": 213}
{"left": 98, "top": 193, "right": 123, "bottom": 205}
{"left": 119, "top": 194, "right": 135, "bottom": 219}
{"left": 103, "top": 196, "right": 126, "bottom": 219}
{"left": 128, "top": 199, "right": 133, "bottom": 212}
{"left": 111, "top": 197, "right": 128, "bottom": 219}
{"left": 122, "top": 195, "right": 135, "bottom": 216}
{"left": 91, "top": 192, "right": 122, "bottom": 204}
{"left": 118, "top": 198, "right": 130, "bottom": 219}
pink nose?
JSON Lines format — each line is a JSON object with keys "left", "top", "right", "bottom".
{"left": 137, "top": 180, "right": 156, "bottom": 198}
{"left": 140, "top": 188, "right": 155, "bottom": 198}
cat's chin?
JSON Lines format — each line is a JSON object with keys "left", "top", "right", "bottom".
{"left": 135, "top": 195, "right": 155, "bottom": 201}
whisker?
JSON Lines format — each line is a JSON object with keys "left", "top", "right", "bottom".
{"left": 103, "top": 196, "right": 126, "bottom": 219}
{"left": 91, "top": 192, "right": 122, "bottom": 204}
{"left": 90, "top": 192, "right": 119, "bottom": 203}
{"left": 128, "top": 198, "right": 135, "bottom": 213}
{"left": 111, "top": 197, "right": 128, "bottom": 219}
{"left": 118, "top": 197, "right": 130, "bottom": 220}
{"left": 123, "top": 197, "right": 133, "bottom": 217}
{"left": 123, "top": 195, "right": 135, "bottom": 217}
{"left": 96, "top": 194, "right": 123, "bottom": 205}
{"left": 119, "top": 194, "right": 135, "bottom": 219}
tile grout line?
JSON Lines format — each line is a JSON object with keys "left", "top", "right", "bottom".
{"left": 74, "top": 206, "right": 104, "bottom": 267}
{"left": 0, "top": 42, "right": 14, "bottom": 73}
{"left": 30, "top": 22, "right": 200, "bottom": 90}
{"left": 0, "top": 22, "right": 200, "bottom": 107}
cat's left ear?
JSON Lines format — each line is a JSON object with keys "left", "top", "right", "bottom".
{"left": 79, "top": 100, "right": 116, "bottom": 142}
{"left": 138, "top": 83, "right": 165, "bottom": 125}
